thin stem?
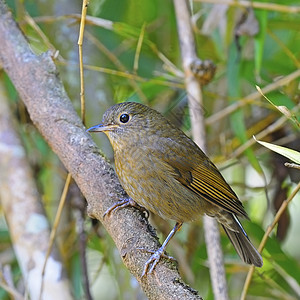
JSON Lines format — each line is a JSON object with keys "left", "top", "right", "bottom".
{"left": 133, "top": 23, "right": 146, "bottom": 74}
{"left": 173, "top": 0, "right": 228, "bottom": 299}
{"left": 195, "top": 0, "right": 300, "bottom": 14}
{"left": 56, "top": 60, "right": 185, "bottom": 89}
{"left": 39, "top": 173, "right": 72, "bottom": 300}
{"left": 85, "top": 31, "right": 147, "bottom": 102}
{"left": 78, "top": 0, "right": 89, "bottom": 125}
{"left": 206, "top": 69, "right": 300, "bottom": 125}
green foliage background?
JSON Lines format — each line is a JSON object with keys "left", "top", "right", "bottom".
{"left": 1, "top": 0, "right": 300, "bottom": 299}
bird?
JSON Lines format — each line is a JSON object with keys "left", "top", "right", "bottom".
{"left": 87, "top": 101, "right": 263, "bottom": 276}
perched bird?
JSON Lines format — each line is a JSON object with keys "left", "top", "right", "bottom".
{"left": 87, "top": 102, "right": 263, "bottom": 276}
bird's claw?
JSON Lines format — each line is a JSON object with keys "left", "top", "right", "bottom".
{"left": 103, "top": 197, "right": 149, "bottom": 218}
{"left": 138, "top": 247, "right": 176, "bottom": 278}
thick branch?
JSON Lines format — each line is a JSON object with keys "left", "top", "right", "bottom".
{"left": 0, "top": 2, "right": 201, "bottom": 299}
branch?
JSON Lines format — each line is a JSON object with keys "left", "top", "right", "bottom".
{"left": 0, "top": 1, "right": 201, "bottom": 299}
{"left": 173, "top": 0, "right": 229, "bottom": 299}
{"left": 195, "top": 0, "right": 300, "bottom": 14}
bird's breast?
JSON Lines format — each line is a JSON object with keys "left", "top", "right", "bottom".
{"left": 113, "top": 145, "right": 207, "bottom": 222}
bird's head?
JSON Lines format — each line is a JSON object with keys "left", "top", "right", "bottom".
{"left": 86, "top": 102, "right": 167, "bottom": 149}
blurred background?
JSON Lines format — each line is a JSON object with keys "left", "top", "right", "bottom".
{"left": 0, "top": 0, "right": 299, "bottom": 299}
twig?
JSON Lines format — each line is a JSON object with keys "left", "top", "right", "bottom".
{"left": 173, "top": 0, "right": 228, "bottom": 299}
{"left": 230, "top": 105, "right": 299, "bottom": 159}
{"left": 241, "top": 181, "right": 300, "bottom": 300}
{"left": 39, "top": 173, "right": 72, "bottom": 300}
{"left": 205, "top": 69, "right": 300, "bottom": 125}
{"left": 57, "top": 60, "right": 185, "bottom": 89}
{"left": 195, "top": 0, "right": 300, "bottom": 14}
{"left": 256, "top": 85, "right": 300, "bottom": 129}
{"left": 0, "top": 279, "right": 24, "bottom": 300}
{"left": 173, "top": 0, "right": 206, "bottom": 145}
{"left": 23, "top": 11, "right": 56, "bottom": 52}
{"left": 284, "top": 163, "right": 300, "bottom": 170}
{"left": 23, "top": 11, "right": 63, "bottom": 62}
{"left": 76, "top": 3, "right": 93, "bottom": 299}
{"left": 85, "top": 31, "right": 147, "bottom": 102}
{"left": 133, "top": 23, "right": 146, "bottom": 74}
{"left": 267, "top": 30, "right": 300, "bottom": 69}
{"left": 77, "top": 209, "right": 93, "bottom": 300}
{"left": 231, "top": 115, "right": 287, "bottom": 159}
{"left": 78, "top": 0, "right": 89, "bottom": 124}
{"left": 33, "top": 13, "right": 185, "bottom": 79}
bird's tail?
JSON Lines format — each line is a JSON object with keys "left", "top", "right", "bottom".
{"left": 222, "top": 214, "right": 263, "bottom": 267}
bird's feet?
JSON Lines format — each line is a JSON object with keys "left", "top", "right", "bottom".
{"left": 103, "top": 197, "right": 149, "bottom": 218}
{"left": 138, "top": 247, "right": 176, "bottom": 278}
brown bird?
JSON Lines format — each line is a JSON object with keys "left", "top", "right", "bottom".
{"left": 87, "top": 102, "right": 263, "bottom": 276}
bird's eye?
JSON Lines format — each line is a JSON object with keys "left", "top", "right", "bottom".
{"left": 119, "top": 113, "right": 130, "bottom": 123}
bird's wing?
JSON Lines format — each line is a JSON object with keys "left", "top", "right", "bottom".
{"left": 166, "top": 152, "right": 248, "bottom": 218}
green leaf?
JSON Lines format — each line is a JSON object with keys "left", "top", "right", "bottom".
{"left": 254, "top": 137, "right": 300, "bottom": 164}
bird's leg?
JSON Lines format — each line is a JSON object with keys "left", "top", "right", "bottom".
{"left": 140, "top": 222, "right": 182, "bottom": 278}
{"left": 103, "top": 197, "right": 149, "bottom": 218}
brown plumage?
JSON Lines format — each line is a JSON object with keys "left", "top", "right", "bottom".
{"left": 87, "top": 102, "right": 263, "bottom": 275}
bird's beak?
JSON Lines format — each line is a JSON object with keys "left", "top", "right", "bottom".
{"left": 86, "top": 123, "right": 118, "bottom": 133}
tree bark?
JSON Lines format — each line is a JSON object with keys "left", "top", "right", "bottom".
{"left": 0, "top": 1, "right": 202, "bottom": 299}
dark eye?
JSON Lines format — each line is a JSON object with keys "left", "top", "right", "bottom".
{"left": 119, "top": 113, "right": 130, "bottom": 123}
